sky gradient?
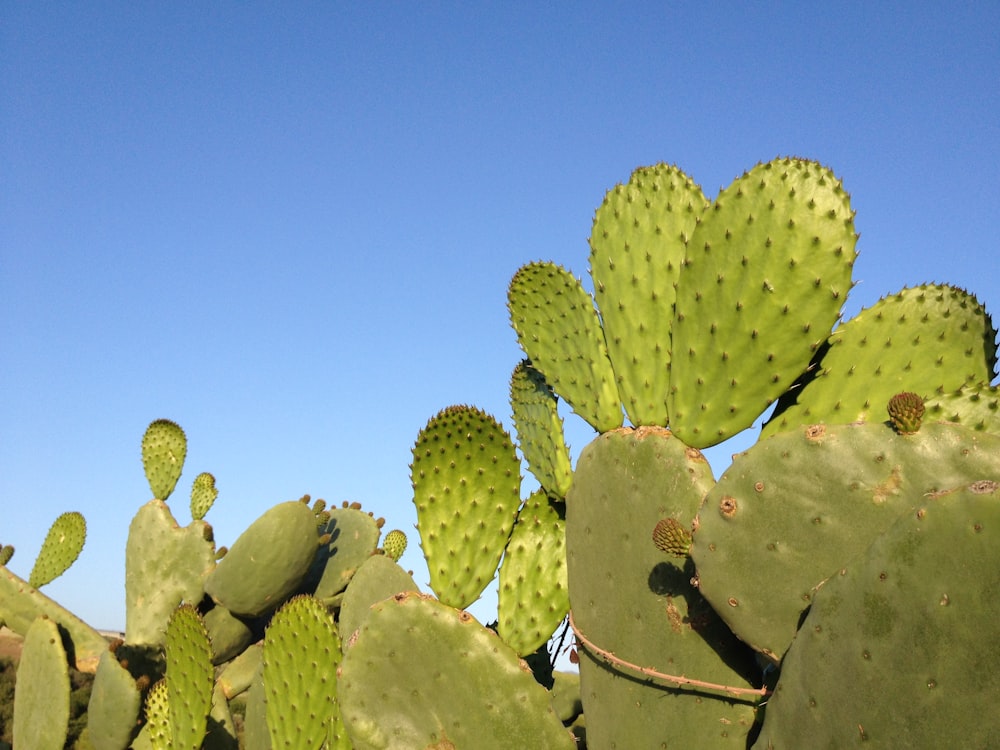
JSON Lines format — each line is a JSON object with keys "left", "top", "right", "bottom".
{"left": 2, "top": 4, "right": 998, "bottom": 632}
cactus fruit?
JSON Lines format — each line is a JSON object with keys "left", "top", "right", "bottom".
{"left": 28, "top": 511, "right": 86, "bottom": 588}
{"left": 338, "top": 591, "right": 576, "bottom": 749}
{"left": 87, "top": 649, "right": 143, "bottom": 750}
{"left": 764, "top": 284, "right": 998, "bottom": 435}
{"left": 12, "top": 616, "right": 71, "bottom": 750}
{"left": 509, "top": 360, "right": 573, "bottom": 498}
{"left": 652, "top": 516, "right": 693, "bottom": 557}
{"left": 164, "top": 605, "right": 214, "bottom": 750}
{"left": 497, "top": 490, "right": 569, "bottom": 656}
{"left": 508, "top": 261, "right": 623, "bottom": 432}
{"left": 339, "top": 553, "right": 419, "bottom": 648}
{"left": 566, "top": 427, "right": 761, "bottom": 748}
{"left": 262, "top": 595, "right": 342, "bottom": 750}
{"left": 692, "top": 420, "right": 1000, "bottom": 661}
{"left": 411, "top": 405, "right": 522, "bottom": 609}
{"left": 381, "top": 528, "right": 407, "bottom": 562}
{"left": 142, "top": 419, "right": 187, "bottom": 501}
{"left": 887, "top": 391, "right": 925, "bottom": 434}
{"left": 590, "top": 163, "right": 709, "bottom": 426}
{"left": 190, "top": 472, "right": 218, "bottom": 521}
{"left": 753, "top": 484, "right": 1000, "bottom": 748}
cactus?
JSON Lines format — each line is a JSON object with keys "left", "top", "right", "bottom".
{"left": 509, "top": 359, "right": 573, "bottom": 498}
{"left": 141, "top": 419, "right": 187, "bottom": 501}
{"left": 380, "top": 528, "right": 407, "bottom": 562}
{"left": 652, "top": 516, "right": 693, "bottom": 557}
{"left": 142, "top": 679, "right": 171, "bottom": 750}
{"left": 28, "top": 511, "right": 86, "bottom": 588}
{"left": 202, "top": 604, "right": 254, "bottom": 665}
{"left": 87, "top": 649, "right": 143, "bottom": 750}
{"left": 12, "top": 616, "right": 70, "bottom": 750}
{"left": 411, "top": 405, "right": 522, "bottom": 609}
{"left": 190, "top": 472, "right": 218, "bottom": 521}
{"left": 339, "top": 553, "right": 419, "bottom": 646}
{"left": 753, "top": 483, "right": 1000, "bottom": 747}
{"left": 0, "top": 543, "right": 13, "bottom": 566}
{"left": 887, "top": 391, "right": 925, "bottom": 434}
{"left": 164, "top": 605, "right": 213, "bottom": 750}
{"left": 309, "top": 503, "right": 382, "bottom": 600}
{"left": 926, "top": 381, "right": 1000, "bottom": 435}
{"left": 497, "top": 489, "right": 569, "bottom": 656}
{"left": 338, "top": 591, "right": 576, "bottom": 749}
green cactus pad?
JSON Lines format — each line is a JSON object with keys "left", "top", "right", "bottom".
{"left": 0, "top": 544, "right": 13, "bottom": 566}
{"left": 125, "top": 499, "right": 216, "bottom": 646}
{"left": 497, "top": 490, "right": 569, "bottom": 656}
{"left": 87, "top": 649, "right": 143, "bottom": 750}
{"left": 309, "top": 504, "right": 381, "bottom": 599}
{"left": 380, "top": 528, "right": 407, "bottom": 561}
{"left": 204, "top": 499, "right": 319, "bottom": 617}
{"left": 338, "top": 591, "right": 576, "bottom": 750}
{"left": 241, "top": 660, "right": 269, "bottom": 750}
{"left": 263, "top": 595, "right": 342, "bottom": 750}
{"left": 508, "top": 261, "right": 623, "bottom": 432}
{"left": 144, "top": 679, "right": 171, "bottom": 750}
{"left": 12, "top": 616, "right": 71, "bottom": 750}
{"left": 339, "top": 554, "right": 419, "bottom": 649}
{"left": 692, "top": 420, "right": 1000, "bottom": 661}
{"left": 190, "top": 472, "right": 218, "bottom": 521}
{"left": 764, "top": 284, "right": 998, "bottom": 435}
{"left": 411, "top": 405, "right": 522, "bottom": 609}
{"left": 203, "top": 604, "right": 253, "bottom": 665}
{"left": 165, "top": 605, "right": 214, "bottom": 750}
{"left": 926, "top": 381, "right": 1000, "bottom": 435}
{"left": 217, "top": 641, "right": 262, "bottom": 701}
{"left": 204, "top": 681, "right": 240, "bottom": 750}
{"left": 142, "top": 419, "right": 187, "bottom": 501}
{"left": 590, "top": 163, "right": 709, "bottom": 426}
{"left": 566, "top": 427, "right": 761, "bottom": 749}
{"left": 753, "top": 485, "right": 1000, "bottom": 748}
{"left": 509, "top": 360, "right": 573, "bottom": 498}
{"left": 669, "top": 158, "right": 857, "bottom": 448}
{"left": 28, "top": 511, "right": 86, "bottom": 588}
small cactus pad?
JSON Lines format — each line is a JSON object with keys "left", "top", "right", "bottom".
{"left": 589, "top": 163, "right": 709, "bottom": 426}
{"left": 338, "top": 591, "right": 576, "bottom": 750}
{"left": 144, "top": 679, "right": 171, "bottom": 750}
{"left": 497, "top": 490, "right": 569, "bottom": 656}
{"left": 670, "top": 158, "right": 857, "bottom": 448}
{"left": 692, "top": 420, "right": 1000, "bottom": 661}
{"left": 926, "top": 381, "right": 1000, "bottom": 435}
{"left": 189, "top": 472, "right": 218, "bottom": 521}
{"left": 652, "top": 517, "right": 693, "bottom": 557}
{"left": 764, "top": 284, "right": 998, "bottom": 435}
{"left": 125, "top": 500, "right": 216, "bottom": 646}
{"left": 263, "top": 595, "right": 342, "bottom": 750}
{"left": 87, "top": 650, "right": 143, "bottom": 749}
{"left": 509, "top": 360, "right": 573, "bottom": 498}
{"left": 508, "top": 261, "right": 623, "bottom": 432}
{"left": 411, "top": 405, "right": 522, "bottom": 609}
{"left": 381, "top": 529, "right": 408, "bottom": 562}
{"left": 13, "top": 616, "right": 70, "bottom": 750}
{"left": 753, "top": 485, "right": 1000, "bottom": 747}
{"left": 28, "top": 511, "right": 86, "bottom": 588}
{"left": 566, "top": 427, "right": 760, "bottom": 748}
{"left": 0, "top": 544, "right": 13, "bottom": 566}
{"left": 142, "top": 419, "right": 187, "bottom": 501}
{"left": 204, "top": 500, "right": 319, "bottom": 617}
{"left": 887, "top": 391, "right": 925, "bottom": 434}
{"left": 165, "top": 605, "right": 214, "bottom": 750}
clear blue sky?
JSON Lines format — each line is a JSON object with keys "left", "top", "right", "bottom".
{"left": 2, "top": 4, "right": 997, "bottom": 632}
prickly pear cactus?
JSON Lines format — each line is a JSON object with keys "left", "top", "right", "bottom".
{"left": 142, "top": 418, "right": 187, "bottom": 501}
{"left": 509, "top": 360, "right": 573, "bottom": 498}
{"left": 12, "top": 616, "right": 70, "bottom": 750}
{"left": 753, "top": 483, "right": 1000, "bottom": 748}
{"left": 339, "top": 553, "right": 419, "bottom": 646}
{"left": 88, "top": 649, "right": 143, "bottom": 750}
{"left": 310, "top": 503, "right": 382, "bottom": 600}
{"left": 411, "top": 405, "right": 522, "bottom": 609}
{"left": 190, "top": 472, "right": 218, "bottom": 521}
{"left": 28, "top": 511, "right": 86, "bottom": 588}
{"left": 926, "top": 381, "right": 1000, "bottom": 435}
{"left": 380, "top": 529, "right": 407, "bottom": 562}
{"left": 164, "top": 605, "right": 214, "bottom": 750}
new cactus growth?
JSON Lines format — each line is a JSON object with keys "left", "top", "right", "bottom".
{"left": 887, "top": 391, "right": 925, "bottom": 434}
{"left": 380, "top": 528, "right": 407, "bottom": 562}
{"left": 142, "top": 418, "right": 187, "bottom": 501}
{"left": 189, "top": 472, "right": 218, "bottom": 521}
{"left": 652, "top": 516, "right": 693, "bottom": 557}
{"left": 28, "top": 511, "right": 86, "bottom": 588}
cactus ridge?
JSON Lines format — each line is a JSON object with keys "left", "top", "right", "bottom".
{"left": 509, "top": 359, "right": 574, "bottom": 498}
{"left": 411, "top": 405, "right": 522, "bottom": 609}
{"left": 508, "top": 261, "right": 623, "bottom": 432}
{"left": 142, "top": 418, "right": 187, "bottom": 501}
{"left": 28, "top": 510, "right": 86, "bottom": 588}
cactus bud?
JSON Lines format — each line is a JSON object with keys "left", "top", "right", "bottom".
{"left": 652, "top": 517, "right": 693, "bottom": 558}
{"left": 888, "top": 392, "right": 925, "bottom": 434}
{"left": 382, "top": 530, "right": 408, "bottom": 562}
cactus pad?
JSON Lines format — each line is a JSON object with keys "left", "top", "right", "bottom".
{"left": 87, "top": 649, "right": 143, "bottom": 750}
{"left": 28, "top": 511, "right": 86, "bottom": 588}
{"left": 380, "top": 528, "right": 407, "bottom": 562}
{"left": 142, "top": 419, "right": 187, "bottom": 501}
{"left": 411, "top": 405, "right": 522, "bottom": 609}
{"left": 509, "top": 360, "right": 573, "bottom": 498}
{"left": 13, "top": 616, "right": 70, "bottom": 750}
{"left": 190, "top": 472, "right": 218, "bottom": 521}
{"left": 339, "top": 554, "right": 419, "bottom": 648}
{"left": 926, "top": 381, "right": 1000, "bottom": 435}
{"left": 164, "top": 604, "right": 214, "bottom": 750}
{"left": 309, "top": 504, "right": 382, "bottom": 599}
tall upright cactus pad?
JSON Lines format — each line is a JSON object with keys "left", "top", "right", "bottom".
{"left": 497, "top": 490, "right": 569, "bottom": 656}
{"left": 590, "top": 163, "right": 709, "bottom": 426}
{"left": 338, "top": 591, "right": 576, "bottom": 750}
{"left": 926, "top": 381, "right": 1000, "bottom": 435}
{"left": 28, "top": 511, "right": 86, "bottom": 588}
{"left": 411, "top": 405, "right": 522, "bottom": 609}
{"left": 764, "top": 284, "right": 998, "bottom": 435}
{"left": 669, "top": 158, "right": 857, "bottom": 448}
{"left": 508, "top": 261, "right": 623, "bottom": 432}
{"left": 12, "top": 616, "right": 70, "bottom": 750}
{"left": 262, "top": 595, "right": 342, "bottom": 750}
{"left": 753, "top": 484, "right": 1000, "bottom": 748}
{"left": 88, "top": 649, "right": 143, "bottom": 750}
{"left": 165, "top": 605, "right": 214, "bottom": 750}
{"left": 125, "top": 499, "right": 216, "bottom": 646}
{"left": 205, "top": 500, "right": 320, "bottom": 617}
{"left": 566, "top": 428, "right": 761, "bottom": 749}
{"left": 142, "top": 419, "right": 187, "bottom": 501}
{"left": 190, "top": 472, "right": 218, "bottom": 521}
{"left": 509, "top": 360, "right": 573, "bottom": 498}
{"left": 692, "top": 420, "right": 1000, "bottom": 660}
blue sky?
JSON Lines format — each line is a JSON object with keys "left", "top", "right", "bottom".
{"left": 2, "top": 4, "right": 997, "bottom": 633}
